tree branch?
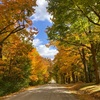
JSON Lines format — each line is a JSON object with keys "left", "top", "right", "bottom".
{"left": 0, "top": 25, "right": 25, "bottom": 44}
{"left": 89, "top": 5, "right": 100, "bottom": 20}
{"left": 59, "top": 38, "right": 91, "bottom": 50}
{"left": 71, "top": 0, "right": 100, "bottom": 26}
{"left": 76, "top": 5, "right": 100, "bottom": 26}
{"left": 0, "top": 22, "right": 14, "bottom": 35}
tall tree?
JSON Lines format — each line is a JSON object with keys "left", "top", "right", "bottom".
{"left": 0, "top": 0, "right": 37, "bottom": 59}
{"left": 0, "top": 34, "right": 33, "bottom": 95}
{"left": 28, "top": 48, "right": 50, "bottom": 85}
{"left": 47, "top": 0, "right": 100, "bottom": 84}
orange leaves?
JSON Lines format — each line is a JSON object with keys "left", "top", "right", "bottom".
{"left": 28, "top": 48, "right": 40, "bottom": 63}
{"left": 30, "top": 75, "right": 38, "bottom": 81}
{"left": 25, "top": 19, "right": 33, "bottom": 26}
{"left": 0, "top": 33, "right": 33, "bottom": 86}
{"left": 54, "top": 45, "right": 83, "bottom": 75}
{"left": 28, "top": 48, "right": 50, "bottom": 83}
{"left": 0, "top": 0, "right": 37, "bottom": 45}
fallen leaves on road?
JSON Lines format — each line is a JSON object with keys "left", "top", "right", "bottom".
{"left": 65, "top": 82, "right": 100, "bottom": 100}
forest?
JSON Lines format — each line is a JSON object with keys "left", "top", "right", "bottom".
{"left": 0, "top": 0, "right": 100, "bottom": 97}
{"left": 46, "top": 0, "right": 100, "bottom": 84}
{"left": 0, "top": 0, "right": 52, "bottom": 96}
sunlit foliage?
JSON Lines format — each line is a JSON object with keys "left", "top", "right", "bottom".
{"left": 47, "top": 0, "right": 100, "bottom": 84}
{"left": 28, "top": 48, "right": 50, "bottom": 85}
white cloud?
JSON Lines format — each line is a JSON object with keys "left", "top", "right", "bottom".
{"left": 33, "top": 38, "right": 58, "bottom": 60}
{"left": 31, "top": 0, "right": 52, "bottom": 22}
{"left": 37, "top": 45, "right": 58, "bottom": 60}
{"left": 33, "top": 38, "right": 42, "bottom": 47}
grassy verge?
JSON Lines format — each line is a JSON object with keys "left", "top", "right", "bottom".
{"left": 0, "top": 86, "right": 36, "bottom": 100}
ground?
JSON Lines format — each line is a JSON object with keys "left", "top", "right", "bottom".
{"left": 0, "top": 82, "right": 100, "bottom": 100}
{"left": 65, "top": 82, "right": 100, "bottom": 100}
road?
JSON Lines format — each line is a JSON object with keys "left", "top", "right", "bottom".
{"left": 5, "top": 84, "right": 78, "bottom": 100}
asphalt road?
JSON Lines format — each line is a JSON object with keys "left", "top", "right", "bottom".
{"left": 5, "top": 84, "right": 78, "bottom": 100}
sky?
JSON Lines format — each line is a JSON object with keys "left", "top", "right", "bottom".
{"left": 31, "top": 0, "right": 58, "bottom": 60}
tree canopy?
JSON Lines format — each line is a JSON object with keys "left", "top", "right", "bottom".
{"left": 46, "top": 0, "right": 100, "bottom": 84}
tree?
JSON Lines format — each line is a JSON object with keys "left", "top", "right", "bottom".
{"left": 52, "top": 44, "right": 84, "bottom": 84}
{"left": 0, "top": 0, "right": 37, "bottom": 59}
{"left": 47, "top": 0, "right": 100, "bottom": 84}
{"left": 28, "top": 48, "right": 50, "bottom": 85}
{"left": 0, "top": 34, "right": 33, "bottom": 96}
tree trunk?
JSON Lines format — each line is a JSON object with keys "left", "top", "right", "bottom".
{"left": 75, "top": 75, "right": 78, "bottom": 82}
{"left": 81, "top": 48, "right": 89, "bottom": 83}
{"left": 55, "top": 74, "right": 59, "bottom": 83}
{"left": 68, "top": 77, "right": 70, "bottom": 84}
{"left": 61, "top": 73, "right": 65, "bottom": 84}
{"left": 88, "top": 67, "right": 93, "bottom": 82}
{"left": 90, "top": 43, "right": 100, "bottom": 84}
{"left": 0, "top": 44, "right": 2, "bottom": 59}
{"left": 72, "top": 71, "right": 75, "bottom": 83}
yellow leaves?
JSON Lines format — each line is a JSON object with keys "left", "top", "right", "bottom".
{"left": 0, "top": 0, "right": 37, "bottom": 39}
{"left": 92, "top": 34, "right": 100, "bottom": 42}
{"left": 28, "top": 48, "right": 40, "bottom": 66}
{"left": 13, "top": 67, "right": 22, "bottom": 72}
{"left": 44, "top": 73, "right": 49, "bottom": 78}
{"left": 0, "top": 64, "right": 6, "bottom": 75}
{"left": 0, "top": 59, "right": 6, "bottom": 66}
{"left": 60, "top": 67, "right": 67, "bottom": 73}
{"left": 54, "top": 45, "right": 83, "bottom": 74}
{"left": 28, "top": 48, "right": 50, "bottom": 82}
{"left": 75, "top": 34, "right": 80, "bottom": 40}
{"left": 30, "top": 75, "right": 38, "bottom": 82}
{"left": 28, "top": 48, "right": 39, "bottom": 56}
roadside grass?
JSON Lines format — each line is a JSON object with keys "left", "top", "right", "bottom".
{"left": 65, "top": 82, "right": 100, "bottom": 100}
{"left": 0, "top": 86, "right": 36, "bottom": 100}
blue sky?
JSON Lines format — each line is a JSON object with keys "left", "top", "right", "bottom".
{"left": 33, "top": 20, "right": 52, "bottom": 44}
{"left": 31, "top": 0, "right": 58, "bottom": 60}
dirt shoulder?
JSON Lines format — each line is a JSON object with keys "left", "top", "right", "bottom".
{"left": 65, "top": 82, "right": 100, "bottom": 100}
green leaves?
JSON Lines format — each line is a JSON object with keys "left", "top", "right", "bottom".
{"left": 47, "top": 0, "right": 100, "bottom": 84}
{"left": 0, "top": 34, "right": 33, "bottom": 96}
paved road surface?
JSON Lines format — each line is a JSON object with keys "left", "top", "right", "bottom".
{"left": 5, "top": 84, "right": 78, "bottom": 100}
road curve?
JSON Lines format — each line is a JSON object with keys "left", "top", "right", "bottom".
{"left": 5, "top": 84, "right": 78, "bottom": 100}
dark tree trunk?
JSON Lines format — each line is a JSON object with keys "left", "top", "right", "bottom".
{"left": 80, "top": 75, "right": 85, "bottom": 82}
{"left": 75, "top": 75, "right": 78, "bottom": 82}
{"left": 61, "top": 73, "right": 66, "bottom": 84}
{"left": 81, "top": 48, "right": 89, "bottom": 83}
{"left": 90, "top": 43, "right": 100, "bottom": 84}
{"left": 0, "top": 44, "right": 2, "bottom": 59}
{"left": 68, "top": 77, "right": 70, "bottom": 84}
{"left": 72, "top": 71, "right": 75, "bottom": 83}
{"left": 88, "top": 67, "right": 93, "bottom": 82}
{"left": 55, "top": 74, "right": 59, "bottom": 83}
{"left": 61, "top": 74, "right": 66, "bottom": 84}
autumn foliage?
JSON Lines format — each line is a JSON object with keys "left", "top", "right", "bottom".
{"left": 28, "top": 48, "right": 50, "bottom": 85}
{"left": 0, "top": 0, "right": 40, "bottom": 96}
{"left": 0, "top": 0, "right": 100, "bottom": 97}
{"left": 0, "top": 0, "right": 37, "bottom": 58}
{"left": 47, "top": 0, "right": 100, "bottom": 84}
